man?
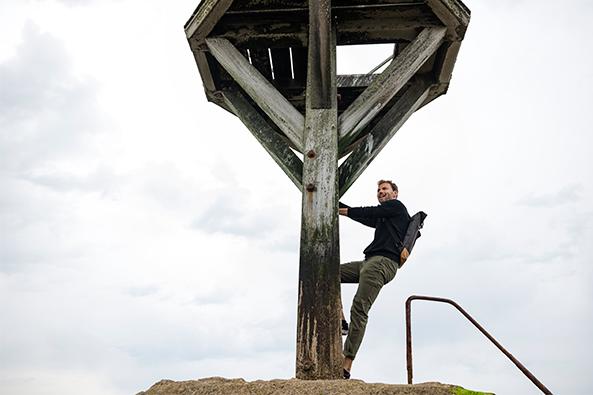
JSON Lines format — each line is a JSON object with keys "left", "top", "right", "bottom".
{"left": 338, "top": 179, "right": 411, "bottom": 379}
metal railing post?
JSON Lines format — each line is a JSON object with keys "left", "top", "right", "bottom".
{"left": 405, "top": 295, "right": 553, "bottom": 394}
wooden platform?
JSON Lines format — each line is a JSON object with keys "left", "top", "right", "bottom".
{"left": 185, "top": 0, "right": 470, "bottom": 116}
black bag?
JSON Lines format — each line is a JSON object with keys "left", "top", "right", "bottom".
{"left": 388, "top": 211, "right": 427, "bottom": 266}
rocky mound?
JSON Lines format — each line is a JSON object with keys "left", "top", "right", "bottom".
{"left": 137, "top": 377, "right": 493, "bottom": 395}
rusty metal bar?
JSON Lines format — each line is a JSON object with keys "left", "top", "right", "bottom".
{"left": 405, "top": 295, "right": 553, "bottom": 394}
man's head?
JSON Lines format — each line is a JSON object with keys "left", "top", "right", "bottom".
{"left": 377, "top": 179, "right": 398, "bottom": 203}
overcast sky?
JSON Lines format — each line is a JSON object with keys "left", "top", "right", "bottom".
{"left": 1, "top": 1, "right": 592, "bottom": 394}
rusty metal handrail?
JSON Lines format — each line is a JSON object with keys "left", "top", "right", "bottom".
{"left": 405, "top": 295, "right": 553, "bottom": 394}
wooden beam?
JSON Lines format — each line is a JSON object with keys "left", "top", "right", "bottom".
{"left": 184, "top": 0, "right": 233, "bottom": 41}
{"left": 190, "top": 49, "right": 217, "bottom": 93}
{"left": 206, "top": 37, "right": 305, "bottom": 152}
{"left": 426, "top": 0, "right": 471, "bottom": 40}
{"left": 338, "top": 26, "right": 446, "bottom": 153}
{"left": 222, "top": 88, "right": 303, "bottom": 191}
{"left": 336, "top": 74, "right": 378, "bottom": 88}
{"left": 206, "top": 5, "right": 439, "bottom": 48}
{"left": 339, "top": 78, "right": 432, "bottom": 197}
{"left": 296, "top": 0, "right": 341, "bottom": 380}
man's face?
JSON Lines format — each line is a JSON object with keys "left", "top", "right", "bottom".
{"left": 377, "top": 182, "right": 398, "bottom": 203}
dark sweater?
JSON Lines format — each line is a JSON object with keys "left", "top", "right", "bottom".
{"left": 342, "top": 199, "right": 411, "bottom": 263}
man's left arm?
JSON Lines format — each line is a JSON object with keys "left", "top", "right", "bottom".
{"left": 339, "top": 202, "right": 377, "bottom": 228}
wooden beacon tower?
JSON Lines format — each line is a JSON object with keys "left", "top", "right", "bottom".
{"left": 184, "top": 0, "right": 470, "bottom": 380}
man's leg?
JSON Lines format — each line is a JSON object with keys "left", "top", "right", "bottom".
{"left": 340, "top": 260, "right": 362, "bottom": 284}
{"left": 339, "top": 260, "right": 362, "bottom": 377}
{"left": 343, "top": 256, "right": 398, "bottom": 366}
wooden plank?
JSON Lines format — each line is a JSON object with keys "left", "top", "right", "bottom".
{"left": 270, "top": 48, "right": 292, "bottom": 83}
{"left": 339, "top": 78, "right": 432, "bottom": 196}
{"left": 184, "top": 0, "right": 234, "bottom": 41}
{"left": 206, "top": 37, "right": 304, "bottom": 152}
{"left": 222, "top": 88, "right": 303, "bottom": 190}
{"left": 296, "top": 2, "right": 341, "bottom": 380}
{"left": 249, "top": 48, "right": 273, "bottom": 80}
{"left": 338, "top": 26, "right": 446, "bottom": 152}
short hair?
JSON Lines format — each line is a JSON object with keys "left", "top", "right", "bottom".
{"left": 378, "top": 179, "right": 398, "bottom": 192}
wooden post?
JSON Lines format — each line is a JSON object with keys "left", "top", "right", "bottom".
{"left": 295, "top": 0, "right": 342, "bottom": 380}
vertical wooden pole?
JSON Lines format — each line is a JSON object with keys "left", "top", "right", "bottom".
{"left": 296, "top": 0, "right": 342, "bottom": 380}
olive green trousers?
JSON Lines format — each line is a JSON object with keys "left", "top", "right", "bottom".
{"left": 341, "top": 255, "right": 398, "bottom": 359}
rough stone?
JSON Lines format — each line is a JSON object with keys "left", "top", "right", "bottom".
{"left": 137, "top": 377, "right": 494, "bottom": 395}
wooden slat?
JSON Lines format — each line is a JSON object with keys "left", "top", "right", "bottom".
{"left": 270, "top": 48, "right": 292, "bottom": 83}
{"left": 222, "top": 89, "right": 303, "bottom": 190}
{"left": 339, "top": 78, "right": 432, "bottom": 196}
{"left": 338, "top": 26, "right": 446, "bottom": 153}
{"left": 249, "top": 48, "right": 273, "bottom": 80}
{"left": 206, "top": 37, "right": 304, "bottom": 152}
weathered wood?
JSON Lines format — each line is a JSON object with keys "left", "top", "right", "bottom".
{"left": 435, "top": 40, "right": 462, "bottom": 84}
{"left": 338, "top": 26, "right": 446, "bottom": 154}
{"left": 336, "top": 74, "right": 378, "bottom": 88}
{"left": 222, "top": 88, "right": 303, "bottom": 190}
{"left": 426, "top": 0, "right": 470, "bottom": 40}
{"left": 185, "top": 0, "right": 234, "bottom": 41}
{"left": 208, "top": 5, "right": 439, "bottom": 48}
{"left": 191, "top": 49, "right": 217, "bottom": 94}
{"left": 206, "top": 37, "right": 305, "bottom": 152}
{"left": 308, "top": 0, "right": 332, "bottom": 109}
{"left": 296, "top": 1, "right": 341, "bottom": 380}
{"left": 228, "top": 0, "right": 427, "bottom": 11}
{"left": 339, "top": 78, "right": 432, "bottom": 196}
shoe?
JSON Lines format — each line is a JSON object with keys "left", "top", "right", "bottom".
{"left": 343, "top": 368, "right": 351, "bottom": 379}
{"left": 341, "top": 319, "right": 349, "bottom": 336}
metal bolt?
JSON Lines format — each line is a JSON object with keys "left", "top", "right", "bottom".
{"left": 307, "top": 150, "right": 316, "bottom": 159}
{"left": 306, "top": 183, "right": 316, "bottom": 192}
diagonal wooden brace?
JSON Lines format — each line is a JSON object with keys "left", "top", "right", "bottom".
{"left": 339, "top": 78, "right": 432, "bottom": 197}
{"left": 338, "top": 27, "right": 446, "bottom": 155}
{"left": 222, "top": 88, "right": 303, "bottom": 190}
{"left": 206, "top": 37, "right": 305, "bottom": 152}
